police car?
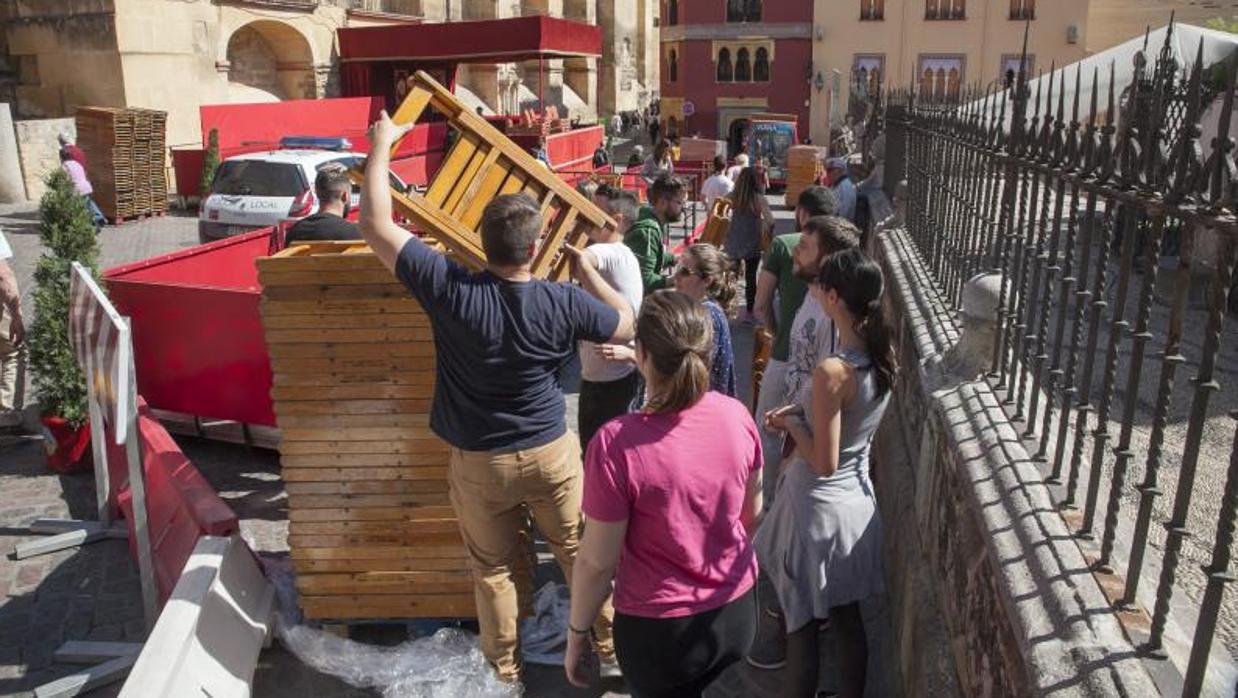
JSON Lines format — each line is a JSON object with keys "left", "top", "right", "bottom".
{"left": 197, "top": 136, "right": 410, "bottom": 244}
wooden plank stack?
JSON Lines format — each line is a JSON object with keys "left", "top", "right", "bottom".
{"left": 76, "top": 107, "right": 168, "bottom": 223}
{"left": 260, "top": 72, "right": 615, "bottom": 622}
{"left": 785, "top": 145, "right": 824, "bottom": 204}
{"left": 257, "top": 242, "right": 476, "bottom": 621}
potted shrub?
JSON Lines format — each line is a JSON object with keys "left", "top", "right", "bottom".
{"left": 199, "top": 127, "right": 220, "bottom": 207}
{"left": 28, "top": 169, "right": 100, "bottom": 473}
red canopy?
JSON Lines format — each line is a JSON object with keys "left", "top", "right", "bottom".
{"left": 338, "top": 15, "right": 602, "bottom": 64}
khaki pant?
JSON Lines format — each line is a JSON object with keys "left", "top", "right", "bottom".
{"left": 0, "top": 309, "right": 18, "bottom": 414}
{"left": 448, "top": 430, "right": 615, "bottom": 681}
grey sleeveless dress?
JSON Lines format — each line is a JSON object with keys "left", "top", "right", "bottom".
{"left": 754, "top": 347, "right": 890, "bottom": 632}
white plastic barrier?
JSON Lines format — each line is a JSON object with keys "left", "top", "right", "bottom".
{"left": 119, "top": 535, "right": 274, "bottom": 698}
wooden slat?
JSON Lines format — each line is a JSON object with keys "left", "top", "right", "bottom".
{"left": 290, "top": 518, "right": 459, "bottom": 534}
{"left": 258, "top": 270, "right": 407, "bottom": 287}
{"left": 458, "top": 154, "right": 510, "bottom": 229}
{"left": 425, "top": 132, "right": 481, "bottom": 206}
{"left": 282, "top": 452, "right": 447, "bottom": 468}
{"left": 276, "top": 414, "right": 431, "bottom": 429}
{"left": 262, "top": 282, "right": 409, "bottom": 302}
{"left": 262, "top": 313, "right": 430, "bottom": 330}
{"left": 281, "top": 466, "right": 449, "bottom": 482}
{"left": 273, "top": 371, "right": 436, "bottom": 388}
{"left": 260, "top": 299, "right": 424, "bottom": 316}
{"left": 273, "top": 385, "right": 439, "bottom": 402}
{"left": 291, "top": 545, "right": 462, "bottom": 560}
{"left": 278, "top": 439, "right": 445, "bottom": 455}
{"left": 442, "top": 142, "right": 493, "bottom": 214}
{"left": 301, "top": 594, "right": 476, "bottom": 620}
{"left": 286, "top": 481, "right": 451, "bottom": 496}
{"left": 263, "top": 327, "right": 434, "bottom": 344}
{"left": 387, "top": 85, "right": 434, "bottom": 157}
{"left": 295, "top": 574, "right": 472, "bottom": 596}
{"left": 267, "top": 343, "right": 434, "bottom": 360}
{"left": 271, "top": 359, "right": 436, "bottom": 377}
{"left": 273, "top": 399, "right": 432, "bottom": 416}
{"left": 294, "top": 557, "right": 468, "bottom": 573}
{"left": 286, "top": 492, "right": 450, "bottom": 509}
{"left": 289, "top": 505, "right": 456, "bottom": 522}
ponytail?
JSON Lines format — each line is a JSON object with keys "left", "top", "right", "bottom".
{"left": 637, "top": 291, "right": 713, "bottom": 414}
{"left": 819, "top": 248, "right": 898, "bottom": 397}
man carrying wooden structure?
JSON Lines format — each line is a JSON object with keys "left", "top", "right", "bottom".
{"left": 358, "top": 110, "right": 635, "bottom": 684}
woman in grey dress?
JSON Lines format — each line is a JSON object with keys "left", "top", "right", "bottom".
{"left": 755, "top": 248, "right": 897, "bottom": 698}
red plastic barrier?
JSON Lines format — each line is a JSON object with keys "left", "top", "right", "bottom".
{"left": 111, "top": 401, "right": 239, "bottom": 606}
{"left": 171, "top": 148, "right": 206, "bottom": 199}
{"left": 510, "top": 126, "right": 604, "bottom": 171}
{"left": 105, "top": 230, "right": 277, "bottom": 426}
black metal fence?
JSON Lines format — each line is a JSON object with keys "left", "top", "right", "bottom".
{"left": 885, "top": 25, "right": 1238, "bottom": 695}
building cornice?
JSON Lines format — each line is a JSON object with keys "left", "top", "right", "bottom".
{"left": 660, "top": 22, "right": 811, "bottom": 42}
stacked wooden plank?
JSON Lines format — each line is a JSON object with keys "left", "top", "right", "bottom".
{"left": 260, "top": 72, "right": 615, "bottom": 622}
{"left": 785, "top": 145, "right": 824, "bottom": 204}
{"left": 677, "top": 137, "right": 725, "bottom": 163}
{"left": 258, "top": 242, "right": 476, "bottom": 621}
{"left": 76, "top": 107, "right": 168, "bottom": 223}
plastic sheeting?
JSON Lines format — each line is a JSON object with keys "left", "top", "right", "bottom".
{"left": 264, "top": 559, "right": 573, "bottom": 697}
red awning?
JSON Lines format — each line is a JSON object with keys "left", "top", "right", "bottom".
{"left": 338, "top": 15, "right": 602, "bottom": 64}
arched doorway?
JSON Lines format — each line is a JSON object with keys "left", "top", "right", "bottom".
{"left": 225, "top": 21, "right": 315, "bottom": 101}
{"left": 728, "top": 118, "right": 750, "bottom": 158}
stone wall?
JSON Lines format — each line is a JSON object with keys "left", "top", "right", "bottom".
{"left": 14, "top": 116, "right": 74, "bottom": 201}
{"left": 225, "top": 25, "right": 282, "bottom": 98}
{"left": 871, "top": 224, "right": 1162, "bottom": 697}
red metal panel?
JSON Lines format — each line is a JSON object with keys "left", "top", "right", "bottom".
{"left": 104, "top": 230, "right": 276, "bottom": 427}
{"left": 171, "top": 148, "right": 206, "bottom": 198}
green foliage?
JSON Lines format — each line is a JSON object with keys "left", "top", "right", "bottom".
{"left": 1205, "top": 16, "right": 1238, "bottom": 34}
{"left": 27, "top": 169, "right": 99, "bottom": 426}
{"left": 200, "top": 127, "right": 221, "bottom": 197}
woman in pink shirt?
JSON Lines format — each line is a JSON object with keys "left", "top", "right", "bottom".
{"left": 564, "top": 290, "right": 763, "bottom": 696}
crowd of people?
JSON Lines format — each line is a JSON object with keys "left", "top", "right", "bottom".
{"left": 359, "top": 110, "right": 895, "bottom": 698}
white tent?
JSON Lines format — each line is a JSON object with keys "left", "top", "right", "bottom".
{"left": 971, "top": 23, "right": 1238, "bottom": 142}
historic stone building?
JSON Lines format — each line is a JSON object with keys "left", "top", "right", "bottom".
{"left": 0, "top": 0, "right": 656, "bottom": 154}
{"left": 810, "top": 0, "right": 1090, "bottom": 145}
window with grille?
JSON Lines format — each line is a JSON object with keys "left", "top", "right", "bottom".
{"left": 735, "top": 48, "right": 752, "bottom": 81}
{"left": 669, "top": 49, "right": 678, "bottom": 82}
{"left": 717, "top": 48, "right": 733, "bottom": 81}
{"left": 860, "top": 0, "right": 884, "bottom": 20}
{"left": 668, "top": 0, "right": 678, "bottom": 25}
{"left": 925, "top": 0, "right": 965, "bottom": 19}
{"left": 726, "top": 0, "right": 761, "bottom": 22}
{"left": 919, "top": 55, "right": 964, "bottom": 101}
{"left": 1009, "top": 0, "right": 1034, "bottom": 20}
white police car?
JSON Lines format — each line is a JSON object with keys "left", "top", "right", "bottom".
{"left": 197, "top": 136, "right": 410, "bottom": 244}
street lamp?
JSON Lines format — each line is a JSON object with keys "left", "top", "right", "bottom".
{"left": 814, "top": 71, "right": 826, "bottom": 92}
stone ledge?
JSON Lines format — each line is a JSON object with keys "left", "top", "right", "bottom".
{"left": 874, "top": 225, "right": 1160, "bottom": 697}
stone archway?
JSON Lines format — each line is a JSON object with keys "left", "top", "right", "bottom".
{"left": 224, "top": 20, "right": 316, "bottom": 101}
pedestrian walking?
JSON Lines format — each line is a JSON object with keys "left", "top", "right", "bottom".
{"left": 699, "top": 155, "right": 734, "bottom": 210}
{"left": 359, "top": 110, "right": 638, "bottom": 684}
{"left": 58, "top": 133, "right": 87, "bottom": 170}
{"left": 756, "top": 247, "right": 897, "bottom": 698}
{"left": 725, "top": 167, "right": 774, "bottom": 322}
{"left": 565, "top": 290, "right": 763, "bottom": 697}
{"left": 60, "top": 150, "right": 105, "bottom": 228}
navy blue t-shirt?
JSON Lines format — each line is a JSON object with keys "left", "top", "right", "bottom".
{"left": 395, "top": 236, "right": 620, "bottom": 451}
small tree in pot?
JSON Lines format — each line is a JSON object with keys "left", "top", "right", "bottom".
{"left": 199, "top": 128, "right": 220, "bottom": 205}
{"left": 28, "top": 168, "right": 99, "bottom": 473}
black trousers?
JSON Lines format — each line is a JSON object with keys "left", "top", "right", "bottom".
{"left": 578, "top": 371, "right": 641, "bottom": 450}
{"left": 613, "top": 587, "right": 757, "bottom": 698}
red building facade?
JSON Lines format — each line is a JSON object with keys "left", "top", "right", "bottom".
{"left": 658, "top": 0, "right": 813, "bottom": 153}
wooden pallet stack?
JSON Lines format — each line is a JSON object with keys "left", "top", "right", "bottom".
{"left": 260, "top": 71, "right": 614, "bottom": 623}
{"left": 785, "top": 145, "right": 824, "bottom": 204}
{"left": 258, "top": 242, "right": 476, "bottom": 621}
{"left": 76, "top": 107, "right": 168, "bottom": 223}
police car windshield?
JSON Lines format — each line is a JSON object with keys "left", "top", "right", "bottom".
{"left": 211, "top": 161, "right": 306, "bottom": 197}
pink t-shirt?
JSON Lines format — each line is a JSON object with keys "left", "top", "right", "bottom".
{"left": 583, "top": 391, "right": 762, "bottom": 618}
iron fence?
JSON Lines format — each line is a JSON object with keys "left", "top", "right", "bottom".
{"left": 885, "top": 24, "right": 1238, "bottom": 695}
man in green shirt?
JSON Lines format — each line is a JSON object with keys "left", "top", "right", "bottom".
{"left": 752, "top": 186, "right": 838, "bottom": 503}
{"left": 624, "top": 174, "right": 686, "bottom": 293}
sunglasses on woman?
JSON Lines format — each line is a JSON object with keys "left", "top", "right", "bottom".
{"left": 674, "top": 265, "right": 706, "bottom": 278}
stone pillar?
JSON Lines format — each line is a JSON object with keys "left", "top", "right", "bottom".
{"left": 0, "top": 104, "right": 26, "bottom": 203}
{"left": 943, "top": 272, "right": 1001, "bottom": 379}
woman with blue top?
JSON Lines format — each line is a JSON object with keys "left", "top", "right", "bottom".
{"left": 598, "top": 242, "right": 737, "bottom": 398}
{"left": 756, "top": 248, "right": 897, "bottom": 698}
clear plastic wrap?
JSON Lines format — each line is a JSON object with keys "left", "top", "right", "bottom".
{"left": 265, "top": 558, "right": 521, "bottom": 698}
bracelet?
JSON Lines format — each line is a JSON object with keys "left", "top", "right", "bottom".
{"left": 567, "top": 624, "right": 591, "bottom": 635}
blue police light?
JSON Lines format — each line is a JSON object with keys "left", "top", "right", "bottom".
{"left": 279, "top": 136, "right": 352, "bottom": 151}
